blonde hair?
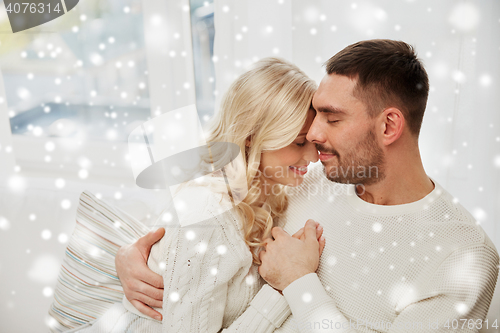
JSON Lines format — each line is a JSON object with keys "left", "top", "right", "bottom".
{"left": 198, "top": 57, "right": 316, "bottom": 264}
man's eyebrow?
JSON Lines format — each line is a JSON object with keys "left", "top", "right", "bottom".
{"left": 315, "top": 106, "right": 347, "bottom": 115}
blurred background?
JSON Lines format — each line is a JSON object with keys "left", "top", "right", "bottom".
{"left": 0, "top": 0, "right": 499, "bottom": 332}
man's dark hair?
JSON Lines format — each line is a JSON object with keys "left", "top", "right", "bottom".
{"left": 325, "top": 39, "right": 429, "bottom": 137}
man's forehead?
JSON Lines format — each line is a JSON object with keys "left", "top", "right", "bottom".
{"left": 318, "top": 73, "right": 357, "bottom": 90}
{"left": 313, "top": 74, "right": 349, "bottom": 103}
{"left": 312, "top": 74, "right": 365, "bottom": 113}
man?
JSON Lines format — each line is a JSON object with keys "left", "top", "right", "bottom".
{"left": 116, "top": 40, "right": 499, "bottom": 332}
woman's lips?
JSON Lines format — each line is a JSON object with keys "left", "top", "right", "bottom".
{"left": 289, "top": 166, "right": 307, "bottom": 175}
{"left": 318, "top": 151, "right": 336, "bottom": 161}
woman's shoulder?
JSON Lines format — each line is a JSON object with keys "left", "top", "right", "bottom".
{"left": 170, "top": 183, "right": 236, "bottom": 227}
{"left": 167, "top": 183, "right": 250, "bottom": 261}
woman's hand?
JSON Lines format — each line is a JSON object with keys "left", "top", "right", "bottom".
{"left": 115, "top": 228, "right": 165, "bottom": 321}
{"left": 266, "top": 222, "right": 325, "bottom": 296}
{"left": 259, "top": 220, "right": 324, "bottom": 290}
{"left": 291, "top": 221, "right": 326, "bottom": 257}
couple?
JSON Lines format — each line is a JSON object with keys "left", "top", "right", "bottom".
{"left": 82, "top": 39, "right": 499, "bottom": 332}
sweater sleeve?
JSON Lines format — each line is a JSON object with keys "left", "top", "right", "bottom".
{"left": 281, "top": 243, "right": 499, "bottom": 333}
{"left": 388, "top": 243, "right": 499, "bottom": 332}
{"left": 220, "top": 284, "right": 292, "bottom": 333}
{"left": 159, "top": 212, "right": 248, "bottom": 333}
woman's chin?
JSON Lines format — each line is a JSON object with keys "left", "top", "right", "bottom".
{"left": 282, "top": 177, "right": 304, "bottom": 187}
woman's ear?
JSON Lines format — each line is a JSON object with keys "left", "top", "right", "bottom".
{"left": 245, "top": 135, "right": 252, "bottom": 147}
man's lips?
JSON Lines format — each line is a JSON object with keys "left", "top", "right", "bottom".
{"left": 318, "top": 151, "right": 336, "bottom": 161}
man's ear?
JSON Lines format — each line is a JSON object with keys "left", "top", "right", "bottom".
{"left": 380, "top": 107, "right": 404, "bottom": 146}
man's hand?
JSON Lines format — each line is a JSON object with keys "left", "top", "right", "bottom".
{"left": 115, "top": 228, "right": 165, "bottom": 321}
{"left": 258, "top": 219, "right": 325, "bottom": 291}
{"left": 292, "top": 223, "right": 326, "bottom": 257}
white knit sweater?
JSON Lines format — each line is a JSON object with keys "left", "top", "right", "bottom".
{"left": 79, "top": 184, "right": 291, "bottom": 333}
{"left": 256, "top": 161, "right": 499, "bottom": 332}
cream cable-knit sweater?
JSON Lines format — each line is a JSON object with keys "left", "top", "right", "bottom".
{"left": 249, "top": 161, "right": 499, "bottom": 332}
{"left": 80, "top": 185, "right": 290, "bottom": 333}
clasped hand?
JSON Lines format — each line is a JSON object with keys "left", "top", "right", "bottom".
{"left": 258, "top": 219, "right": 326, "bottom": 291}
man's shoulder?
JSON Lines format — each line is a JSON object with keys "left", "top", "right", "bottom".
{"left": 432, "top": 181, "right": 475, "bottom": 223}
{"left": 430, "top": 180, "right": 496, "bottom": 252}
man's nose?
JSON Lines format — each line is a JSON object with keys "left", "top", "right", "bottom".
{"left": 306, "top": 116, "right": 325, "bottom": 144}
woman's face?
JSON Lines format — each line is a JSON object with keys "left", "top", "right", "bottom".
{"left": 258, "top": 108, "right": 319, "bottom": 188}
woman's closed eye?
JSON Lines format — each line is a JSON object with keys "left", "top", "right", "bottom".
{"left": 295, "top": 141, "right": 307, "bottom": 147}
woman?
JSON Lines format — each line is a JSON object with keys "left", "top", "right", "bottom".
{"left": 78, "top": 57, "right": 324, "bottom": 332}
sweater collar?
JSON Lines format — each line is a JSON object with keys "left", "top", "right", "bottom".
{"left": 345, "top": 177, "right": 443, "bottom": 216}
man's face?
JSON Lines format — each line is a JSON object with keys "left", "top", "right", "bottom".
{"left": 307, "top": 74, "right": 386, "bottom": 185}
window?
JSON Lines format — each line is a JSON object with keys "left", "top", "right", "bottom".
{"left": 0, "top": 0, "right": 216, "bottom": 184}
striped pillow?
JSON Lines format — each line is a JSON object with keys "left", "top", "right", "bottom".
{"left": 48, "top": 191, "right": 151, "bottom": 332}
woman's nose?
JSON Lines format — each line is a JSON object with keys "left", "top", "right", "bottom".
{"left": 305, "top": 141, "right": 319, "bottom": 163}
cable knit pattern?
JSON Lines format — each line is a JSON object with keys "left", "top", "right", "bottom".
{"left": 77, "top": 185, "right": 291, "bottom": 333}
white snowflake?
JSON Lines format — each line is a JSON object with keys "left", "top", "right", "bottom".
{"left": 245, "top": 275, "right": 255, "bottom": 285}
{"left": 216, "top": 245, "right": 227, "bottom": 255}
{"left": 455, "top": 302, "right": 469, "bottom": 315}
{"left": 60, "top": 199, "right": 71, "bottom": 210}
{"left": 372, "top": 222, "right": 382, "bottom": 233}
{"left": 0, "top": 216, "right": 11, "bottom": 230}
{"left": 58, "top": 233, "right": 68, "bottom": 243}
{"left": 185, "top": 230, "right": 196, "bottom": 240}
{"left": 42, "top": 287, "right": 53, "bottom": 297}
{"left": 448, "top": 3, "right": 480, "bottom": 32}
{"left": 169, "top": 292, "right": 180, "bottom": 302}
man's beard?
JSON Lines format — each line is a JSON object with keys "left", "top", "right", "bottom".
{"left": 317, "top": 129, "right": 386, "bottom": 186}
